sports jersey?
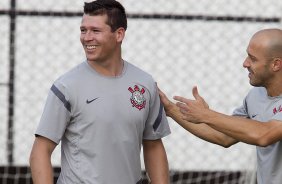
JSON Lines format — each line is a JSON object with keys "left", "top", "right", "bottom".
{"left": 233, "top": 87, "right": 282, "bottom": 184}
{"left": 35, "top": 60, "right": 171, "bottom": 184}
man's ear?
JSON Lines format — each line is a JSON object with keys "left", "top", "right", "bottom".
{"left": 115, "top": 27, "right": 125, "bottom": 43}
{"left": 272, "top": 58, "right": 282, "bottom": 72}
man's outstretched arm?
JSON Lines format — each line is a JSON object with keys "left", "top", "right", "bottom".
{"left": 159, "top": 88, "right": 238, "bottom": 148}
{"left": 174, "top": 86, "right": 282, "bottom": 146}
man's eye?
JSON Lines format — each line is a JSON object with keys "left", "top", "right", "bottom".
{"left": 248, "top": 56, "right": 256, "bottom": 62}
{"left": 250, "top": 57, "right": 256, "bottom": 61}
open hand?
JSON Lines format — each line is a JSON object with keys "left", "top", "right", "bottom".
{"left": 173, "top": 86, "right": 209, "bottom": 123}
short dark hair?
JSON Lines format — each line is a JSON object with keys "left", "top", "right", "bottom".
{"left": 84, "top": 0, "right": 127, "bottom": 32}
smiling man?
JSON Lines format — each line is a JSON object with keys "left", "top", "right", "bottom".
{"left": 29, "top": 1, "right": 170, "bottom": 184}
{"left": 159, "top": 28, "right": 282, "bottom": 184}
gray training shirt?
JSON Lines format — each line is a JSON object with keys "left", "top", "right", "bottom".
{"left": 36, "top": 60, "right": 171, "bottom": 184}
{"left": 233, "top": 87, "right": 282, "bottom": 184}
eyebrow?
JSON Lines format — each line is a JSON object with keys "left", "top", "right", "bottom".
{"left": 80, "top": 26, "right": 102, "bottom": 30}
{"left": 246, "top": 49, "right": 254, "bottom": 57}
{"left": 247, "top": 53, "right": 257, "bottom": 60}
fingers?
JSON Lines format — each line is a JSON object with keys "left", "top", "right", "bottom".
{"left": 192, "top": 86, "right": 199, "bottom": 100}
{"left": 174, "top": 86, "right": 200, "bottom": 103}
{"left": 158, "top": 88, "right": 170, "bottom": 104}
{"left": 175, "top": 102, "right": 189, "bottom": 116}
{"left": 175, "top": 101, "right": 187, "bottom": 110}
{"left": 158, "top": 88, "right": 165, "bottom": 98}
{"left": 173, "top": 96, "right": 190, "bottom": 104}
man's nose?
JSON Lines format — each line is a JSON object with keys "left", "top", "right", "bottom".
{"left": 84, "top": 31, "right": 94, "bottom": 41}
{"left": 243, "top": 57, "right": 250, "bottom": 68}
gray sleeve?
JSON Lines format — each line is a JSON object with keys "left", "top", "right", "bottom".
{"left": 35, "top": 82, "right": 72, "bottom": 144}
{"left": 143, "top": 83, "right": 171, "bottom": 140}
{"left": 232, "top": 98, "right": 249, "bottom": 118}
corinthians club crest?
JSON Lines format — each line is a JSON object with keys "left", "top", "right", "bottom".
{"left": 128, "top": 85, "right": 146, "bottom": 110}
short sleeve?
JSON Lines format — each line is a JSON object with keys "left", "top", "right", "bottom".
{"left": 35, "top": 81, "right": 72, "bottom": 144}
{"left": 143, "top": 83, "right": 170, "bottom": 140}
{"left": 232, "top": 97, "right": 249, "bottom": 118}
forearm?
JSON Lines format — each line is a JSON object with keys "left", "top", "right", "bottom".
{"left": 143, "top": 139, "right": 169, "bottom": 184}
{"left": 29, "top": 137, "right": 56, "bottom": 184}
{"left": 30, "top": 151, "right": 54, "bottom": 184}
{"left": 168, "top": 106, "right": 237, "bottom": 147}
{"left": 203, "top": 109, "right": 274, "bottom": 145}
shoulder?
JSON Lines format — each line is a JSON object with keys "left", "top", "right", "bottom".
{"left": 125, "top": 61, "right": 154, "bottom": 82}
{"left": 125, "top": 63, "right": 157, "bottom": 95}
{"left": 125, "top": 61, "right": 157, "bottom": 94}
{"left": 244, "top": 87, "right": 269, "bottom": 109}
{"left": 247, "top": 87, "right": 267, "bottom": 98}
{"left": 55, "top": 62, "right": 87, "bottom": 86}
{"left": 50, "top": 62, "right": 88, "bottom": 97}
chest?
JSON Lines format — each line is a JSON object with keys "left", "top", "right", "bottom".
{"left": 246, "top": 97, "right": 282, "bottom": 122}
{"left": 71, "top": 82, "right": 151, "bottom": 132}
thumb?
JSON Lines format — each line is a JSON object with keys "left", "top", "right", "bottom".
{"left": 192, "top": 86, "right": 209, "bottom": 108}
{"left": 192, "top": 86, "right": 201, "bottom": 100}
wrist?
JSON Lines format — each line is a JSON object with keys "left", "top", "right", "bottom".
{"left": 201, "top": 109, "right": 216, "bottom": 124}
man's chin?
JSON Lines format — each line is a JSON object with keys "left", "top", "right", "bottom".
{"left": 249, "top": 81, "right": 261, "bottom": 87}
{"left": 86, "top": 56, "right": 98, "bottom": 62}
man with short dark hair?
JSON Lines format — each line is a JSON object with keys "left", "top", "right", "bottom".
{"left": 30, "top": 1, "right": 170, "bottom": 183}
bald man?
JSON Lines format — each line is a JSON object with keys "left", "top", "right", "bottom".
{"left": 159, "top": 28, "right": 282, "bottom": 184}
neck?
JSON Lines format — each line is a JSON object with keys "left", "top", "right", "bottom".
{"left": 265, "top": 77, "right": 282, "bottom": 97}
{"left": 87, "top": 58, "right": 124, "bottom": 77}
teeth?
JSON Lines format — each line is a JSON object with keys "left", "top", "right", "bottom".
{"left": 86, "top": 45, "right": 96, "bottom": 50}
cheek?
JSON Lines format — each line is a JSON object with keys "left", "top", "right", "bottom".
{"left": 80, "top": 36, "right": 84, "bottom": 44}
{"left": 253, "top": 66, "right": 266, "bottom": 75}
{"left": 103, "top": 39, "right": 117, "bottom": 50}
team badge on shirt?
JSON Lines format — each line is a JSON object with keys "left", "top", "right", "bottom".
{"left": 128, "top": 85, "right": 146, "bottom": 110}
{"left": 273, "top": 105, "right": 282, "bottom": 115}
